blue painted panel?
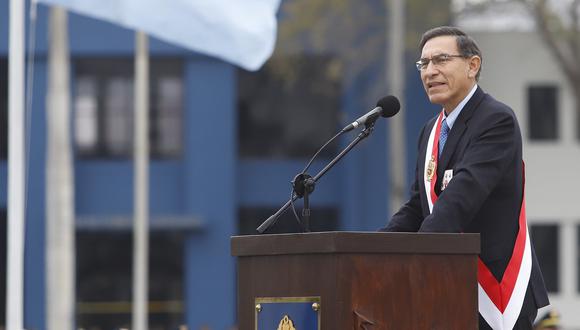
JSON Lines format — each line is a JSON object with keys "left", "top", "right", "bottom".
{"left": 338, "top": 70, "right": 391, "bottom": 231}
{"left": 75, "top": 160, "right": 183, "bottom": 215}
{"left": 0, "top": 0, "right": 7, "bottom": 54}
{"left": 339, "top": 87, "right": 365, "bottom": 231}
{"left": 24, "top": 59, "right": 48, "bottom": 330}
{"left": 75, "top": 161, "right": 133, "bottom": 214}
{"left": 0, "top": 11, "right": 4, "bottom": 53}
{"left": 183, "top": 60, "right": 236, "bottom": 329}
{"left": 238, "top": 159, "right": 341, "bottom": 207}
{"left": 357, "top": 121, "right": 389, "bottom": 230}
{"left": 67, "top": 9, "right": 195, "bottom": 56}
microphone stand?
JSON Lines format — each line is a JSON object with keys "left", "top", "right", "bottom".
{"left": 290, "top": 173, "right": 314, "bottom": 232}
{"left": 256, "top": 124, "right": 375, "bottom": 234}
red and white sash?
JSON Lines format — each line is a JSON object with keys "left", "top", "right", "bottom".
{"left": 423, "top": 112, "right": 532, "bottom": 330}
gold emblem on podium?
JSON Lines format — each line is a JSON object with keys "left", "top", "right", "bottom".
{"left": 426, "top": 155, "right": 436, "bottom": 182}
{"left": 277, "top": 315, "right": 296, "bottom": 330}
{"left": 255, "top": 296, "right": 320, "bottom": 330}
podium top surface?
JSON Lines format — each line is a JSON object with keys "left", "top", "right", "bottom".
{"left": 231, "top": 231, "right": 480, "bottom": 257}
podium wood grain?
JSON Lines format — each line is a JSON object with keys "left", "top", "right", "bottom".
{"left": 232, "top": 231, "right": 479, "bottom": 329}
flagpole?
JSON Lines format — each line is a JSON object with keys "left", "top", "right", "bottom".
{"left": 7, "top": 0, "right": 26, "bottom": 328}
{"left": 387, "top": 0, "right": 406, "bottom": 215}
{"left": 132, "top": 31, "right": 149, "bottom": 330}
{"left": 46, "top": 7, "right": 75, "bottom": 330}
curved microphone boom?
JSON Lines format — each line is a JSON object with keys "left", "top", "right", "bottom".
{"left": 341, "top": 95, "right": 400, "bottom": 133}
{"left": 256, "top": 95, "right": 401, "bottom": 234}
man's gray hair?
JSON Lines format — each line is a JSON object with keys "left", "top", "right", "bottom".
{"left": 419, "top": 26, "right": 483, "bottom": 81}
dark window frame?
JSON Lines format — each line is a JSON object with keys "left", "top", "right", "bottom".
{"left": 530, "top": 223, "right": 559, "bottom": 293}
{"left": 73, "top": 57, "right": 184, "bottom": 160}
{"left": 1, "top": 58, "right": 7, "bottom": 160}
{"left": 237, "top": 54, "right": 342, "bottom": 159}
{"left": 76, "top": 229, "right": 185, "bottom": 329}
{"left": 527, "top": 85, "right": 559, "bottom": 141}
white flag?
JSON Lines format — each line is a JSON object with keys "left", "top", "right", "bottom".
{"left": 36, "top": 0, "right": 281, "bottom": 71}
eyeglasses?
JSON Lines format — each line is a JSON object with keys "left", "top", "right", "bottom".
{"left": 415, "top": 54, "right": 466, "bottom": 71}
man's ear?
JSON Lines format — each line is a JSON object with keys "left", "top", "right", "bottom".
{"left": 467, "top": 55, "right": 481, "bottom": 79}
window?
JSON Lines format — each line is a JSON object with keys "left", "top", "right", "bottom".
{"left": 1, "top": 58, "right": 7, "bottom": 159}
{"left": 530, "top": 224, "right": 559, "bottom": 293}
{"left": 74, "top": 58, "right": 183, "bottom": 159}
{"left": 238, "top": 207, "right": 339, "bottom": 235}
{"left": 527, "top": 85, "right": 558, "bottom": 140}
{"left": 238, "top": 55, "right": 341, "bottom": 158}
{"left": 76, "top": 230, "right": 184, "bottom": 329}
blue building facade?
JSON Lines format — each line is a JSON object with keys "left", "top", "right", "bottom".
{"left": 0, "top": 1, "right": 445, "bottom": 328}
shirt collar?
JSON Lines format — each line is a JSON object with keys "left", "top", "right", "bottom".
{"left": 444, "top": 84, "right": 478, "bottom": 129}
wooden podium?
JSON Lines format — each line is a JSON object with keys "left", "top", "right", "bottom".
{"left": 231, "top": 231, "right": 480, "bottom": 329}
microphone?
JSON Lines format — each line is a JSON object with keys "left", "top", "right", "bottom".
{"left": 341, "top": 95, "right": 400, "bottom": 132}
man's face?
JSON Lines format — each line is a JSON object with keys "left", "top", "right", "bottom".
{"left": 420, "top": 35, "right": 478, "bottom": 113}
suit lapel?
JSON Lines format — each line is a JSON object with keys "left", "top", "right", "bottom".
{"left": 437, "top": 87, "right": 486, "bottom": 179}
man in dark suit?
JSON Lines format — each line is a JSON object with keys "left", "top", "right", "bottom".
{"left": 381, "top": 26, "right": 549, "bottom": 329}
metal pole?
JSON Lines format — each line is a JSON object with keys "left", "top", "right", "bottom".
{"left": 7, "top": 0, "right": 26, "bottom": 328}
{"left": 387, "top": 0, "right": 406, "bottom": 215}
{"left": 46, "top": 7, "right": 75, "bottom": 330}
{"left": 132, "top": 31, "right": 149, "bottom": 330}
